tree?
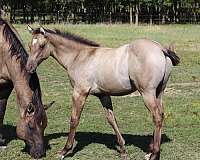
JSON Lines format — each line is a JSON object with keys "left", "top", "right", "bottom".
{"left": 1, "top": 0, "right": 200, "bottom": 24}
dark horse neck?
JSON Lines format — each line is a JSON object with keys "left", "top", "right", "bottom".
{"left": 7, "top": 56, "right": 42, "bottom": 111}
{"left": 0, "top": 18, "right": 42, "bottom": 113}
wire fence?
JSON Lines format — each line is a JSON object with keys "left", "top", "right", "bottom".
{"left": 7, "top": 11, "right": 200, "bottom": 25}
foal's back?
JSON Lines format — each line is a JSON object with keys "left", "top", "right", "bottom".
{"left": 85, "top": 39, "right": 169, "bottom": 96}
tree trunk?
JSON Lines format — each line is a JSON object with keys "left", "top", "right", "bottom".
{"left": 193, "top": 3, "right": 197, "bottom": 23}
{"left": 176, "top": 2, "right": 179, "bottom": 23}
{"left": 43, "top": 14, "right": 45, "bottom": 23}
{"left": 129, "top": 2, "right": 133, "bottom": 25}
{"left": 162, "top": 15, "right": 165, "bottom": 24}
{"left": 31, "top": 7, "right": 34, "bottom": 23}
{"left": 173, "top": 5, "right": 176, "bottom": 23}
{"left": 12, "top": 6, "right": 16, "bottom": 23}
{"left": 109, "top": 3, "right": 113, "bottom": 24}
{"left": 150, "top": 15, "right": 152, "bottom": 25}
{"left": 23, "top": 4, "right": 26, "bottom": 23}
{"left": 135, "top": 2, "right": 139, "bottom": 26}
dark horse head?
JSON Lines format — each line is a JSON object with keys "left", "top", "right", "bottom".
{"left": 16, "top": 73, "right": 47, "bottom": 159}
{"left": 0, "top": 18, "right": 48, "bottom": 158}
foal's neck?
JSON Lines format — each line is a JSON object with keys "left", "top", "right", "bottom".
{"left": 49, "top": 35, "right": 88, "bottom": 70}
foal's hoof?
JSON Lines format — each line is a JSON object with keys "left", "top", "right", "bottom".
{"left": 121, "top": 152, "right": 127, "bottom": 160}
{"left": 0, "top": 138, "right": 6, "bottom": 149}
{"left": 144, "top": 152, "right": 160, "bottom": 160}
{"left": 57, "top": 148, "right": 73, "bottom": 159}
{"left": 144, "top": 153, "right": 152, "bottom": 160}
{"left": 0, "top": 138, "right": 5, "bottom": 146}
{"left": 0, "top": 145, "right": 7, "bottom": 149}
{"left": 57, "top": 153, "right": 65, "bottom": 160}
{"left": 57, "top": 151, "right": 65, "bottom": 160}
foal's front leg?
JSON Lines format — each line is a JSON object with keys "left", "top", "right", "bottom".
{"left": 58, "top": 87, "right": 88, "bottom": 159}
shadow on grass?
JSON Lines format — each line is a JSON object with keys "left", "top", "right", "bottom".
{"left": 0, "top": 125, "right": 30, "bottom": 154}
{"left": 45, "top": 131, "right": 171, "bottom": 157}
{"left": 0, "top": 125, "right": 17, "bottom": 145}
{"left": 0, "top": 125, "right": 171, "bottom": 157}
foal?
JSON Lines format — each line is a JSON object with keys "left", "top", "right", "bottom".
{"left": 26, "top": 26, "right": 180, "bottom": 160}
{"left": 0, "top": 19, "right": 47, "bottom": 158}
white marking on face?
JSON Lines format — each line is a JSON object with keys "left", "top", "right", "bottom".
{"left": 32, "top": 38, "right": 38, "bottom": 46}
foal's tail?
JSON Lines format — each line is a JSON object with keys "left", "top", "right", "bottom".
{"left": 162, "top": 47, "right": 180, "bottom": 66}
{"left": 156, "top": 45, "right": 180, "bottom": 97}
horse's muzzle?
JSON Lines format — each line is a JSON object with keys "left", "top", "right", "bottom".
{"left": 29, "top": 143, "right": 45, "bottom": 159}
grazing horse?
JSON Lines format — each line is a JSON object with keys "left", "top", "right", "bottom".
{"left": 0, "top": 19, "right": 47, "bottom": 158}
{"left": 26, "top": 26, "right": 180, "bottom": 160}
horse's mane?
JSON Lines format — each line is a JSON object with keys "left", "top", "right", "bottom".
{"left": 33, "top": 28, "right": 100, "bottom": 47}
{"left": 0, "top": 18, "right": 28, "bottom": 69}
{"left": 0, "top": 18, "right": 42, "bottom": 107}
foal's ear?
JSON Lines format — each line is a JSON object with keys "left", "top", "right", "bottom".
{"left": 44, "top": 101, "right": 55, "bottom": 110}
{"left": 169, "top": 43, "right": 176, "bottom": 52}
{"left": 27, "top": 25, "right": 33, "bottom": 33}
{"left": 40, "top": 27, "right": 46, "bottom": 35}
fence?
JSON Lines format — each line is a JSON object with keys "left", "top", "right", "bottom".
{"left": 6, "top": 10, "right": 200, "bottom": 25}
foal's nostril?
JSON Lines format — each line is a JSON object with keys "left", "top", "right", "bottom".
{"left": 26, "top": 64, "right": 36, "bottom": 73}
{"left": 26, "top": 64, "right": 31, "bottom": 72}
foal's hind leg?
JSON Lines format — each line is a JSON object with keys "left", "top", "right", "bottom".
{"left": 99, "top": 96, "right": 126, "bottom": 159}
{"left": 142, "top": 90, "right": 164, "bottom": 160}
{"left": 147, "top": 92, "right": 164, "bottom": 156}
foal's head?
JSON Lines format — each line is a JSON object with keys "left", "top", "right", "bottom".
{"left": 26, "top": 26, "right": 52, "bottom": 73}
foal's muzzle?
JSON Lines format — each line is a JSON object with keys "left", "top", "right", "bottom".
{"left": 26, "top": 62, "right": 37, "bottom": 73}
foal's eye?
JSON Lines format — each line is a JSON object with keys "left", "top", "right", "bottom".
{"left": 40, "top": 44, "right": 45, "bottom": 49}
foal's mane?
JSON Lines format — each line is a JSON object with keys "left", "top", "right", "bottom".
{"left": 0, "top": 18, "right": 28, "bottom": 69}
{"left": 34, "top": 28, "right": 100, "bottom": 47}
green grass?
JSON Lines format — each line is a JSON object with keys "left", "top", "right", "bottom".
{"left": 0, "top": 24, "right": 200, "bottom": 159}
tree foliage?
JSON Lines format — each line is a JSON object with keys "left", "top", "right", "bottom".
{"left": 1, "top": 0, "right": 200, "bottom": 24}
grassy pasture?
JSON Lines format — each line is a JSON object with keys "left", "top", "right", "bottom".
{"left": 0, "top": 24, "right": 200, "bottom": 159}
